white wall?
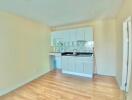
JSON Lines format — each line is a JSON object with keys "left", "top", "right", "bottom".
{"left": 0, "top": 12, "right": 51, "bottom": 96}
{"left": 94, "top": 19, "right": 116, "bottom": 76}
{"left": 116, "top": 0, "right": 132, "bottom": 99}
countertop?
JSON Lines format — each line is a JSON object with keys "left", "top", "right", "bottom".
{"left": 49, "top": 52, "right": 93, "bottom": 57}
{"left": 49, "top": 52, "right": 61, "bottom": 56}
{"left": 61, "top": 52, "right": 93, "bottom": 57}
{"left": 62, "top": 54, "right": 93, "bottom": 57}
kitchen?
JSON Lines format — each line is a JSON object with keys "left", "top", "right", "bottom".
{"left": 50, "top": 27, "right": 94, "bottom": 78}
{"left": 0, "top": 0, "right": 131, "bottom": 99}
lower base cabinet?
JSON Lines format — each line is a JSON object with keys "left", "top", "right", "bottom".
{"left": 62, "top": 56, "right": 93, "bottom": 78}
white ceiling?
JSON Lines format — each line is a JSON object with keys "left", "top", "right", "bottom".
{"left": 0, "top": 0, "right": 123, "bottom": 27}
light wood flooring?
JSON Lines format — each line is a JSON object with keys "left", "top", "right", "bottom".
{"left": 0, "top": 70, "right": 124, "bottom": 100}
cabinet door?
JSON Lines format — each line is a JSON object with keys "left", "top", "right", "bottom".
{"left": 51, "top": 31, "right": 64, "bottom": 46}
{"left": 51, "top": 32, "right": 59, "bottom": 46}
{"left": 75, "top": 61, "right": 84, "bottom": 73}
{"left": 55, "top": 56, "right": 61, "bottom": 69}
{"left": 62, "top": 56, "right": 74, "bottom": 71}
{"left": 75, "top": 57, "right": 93, "bottom": 75}
{"left": 70, "top": 30, "right": 77, "bottom": 42}
{"left": 62, "top": 56, "right": 69, "bottom": 71}
{"left": 63, "top": 31, "right": 70, "bottom": 42}
{"left": 68, "top": 57, "right": 75, "bottom": 72}
{"left": 75, "top": 57, "right": 85, "bottom": 73}
{"left": 76, "top": 29, "right": 85, "bottom": 41}
{"left": 84, "top": 27, "right": 93, "bottom": 41}
{"left": 83, "top": 62, "right": 93, "bottom": 75}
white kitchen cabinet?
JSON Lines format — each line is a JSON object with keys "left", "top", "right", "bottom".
{"left": 55, "top": 56, "right": 62, "bottom": 69}
{"left": 75, "top": 57, "right": 93, "bottom": 75}
{"left": 75, "top": 61, "right": 84, "bottom": 73}
{"left": 69, "top": 57, "right": 75, "bottom": 72}
{"left": 62, "top": 29, "right": 77, "bottom": 42}
{"left": 61, "top": 56, "right": 68, "bottom": 71}
{"left": 51, "top": 27, "right": 93, "bottom": 46}
{"left": 62, "top": 56, "right": 75, "bottom": 71}
{"left": 76, "top": 27, "right": 93, "bottom": 41}
{"left": 62, "top": 31, "right": 69, "bottom": 42}
{"left": 51, "top": 31, "right": 64, "bottom": 46}
{"left": 83, "top": 62, "right": 93, "bottom": 75}
{"left": 62, "top": 56, "right": 94, "bottom": 78}
{"left": 84, "top": 27, "right": 93, "bottom": 41}
{"left": 49, "top": 53, "right": 62, "bottom": 69}
{"left": 69, "top": 30, "right": 77, "bottom": 41}
{"left": 76, "top": 29, "right": 85, "bottom": 41}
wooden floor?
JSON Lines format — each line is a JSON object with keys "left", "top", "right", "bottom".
{"left": 0, "top": 70, "right": 124, "bottom": 100}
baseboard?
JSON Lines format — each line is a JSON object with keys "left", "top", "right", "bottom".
{"left": 62, "top": 71, "right": 93, "bottom": 78}
{"left": 115, "top": 76, "right": 123, "bottom": 91}
{"left": 0, "top": 69, "right": 50, "bottom": 96}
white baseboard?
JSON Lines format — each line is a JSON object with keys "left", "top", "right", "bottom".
{"left": 62, "top": 71, "right": 93, "bottom": 78}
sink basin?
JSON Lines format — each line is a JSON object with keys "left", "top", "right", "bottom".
{"left": 61, "top": 52, "right": 78, "bottom": 56}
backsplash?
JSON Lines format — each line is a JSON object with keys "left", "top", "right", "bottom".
{"left": 53, "top": 40, "right": 94, "bottom": 52}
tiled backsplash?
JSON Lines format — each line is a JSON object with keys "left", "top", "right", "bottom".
{"left": 53, "top": 40, "right": 94, "bottom": 52}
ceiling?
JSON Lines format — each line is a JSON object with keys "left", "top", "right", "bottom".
{"left": 0, "top": 0, "right": 123, "bottom": 27}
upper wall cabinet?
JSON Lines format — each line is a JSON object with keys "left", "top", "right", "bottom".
{"left": 51, "top": 31, "right": 64, "bottom": 46}
{"left": 68, "top": 30, "right": 77, "bottom": 42}
{"left": 84, "top": 27, "right": 93, "bottom": 41}
{"left": 76, "top": 28, "right": 85, "bottom": 41}
{"left": 51, "top": 27, "right": 93, "bottom": 46}
{"left": 62, "top": 29, "right": 77, "bottom": 42}
{"left": 63, "top": 30, "right": 71, "bottom": 42}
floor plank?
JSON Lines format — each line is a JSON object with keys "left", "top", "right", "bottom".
{"left": 0, "top": 70, "right": 124, "bottom": 100}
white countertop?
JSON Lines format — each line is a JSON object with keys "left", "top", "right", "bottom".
{"left": 49, "top": 52, "right": 61, "bottom": 56}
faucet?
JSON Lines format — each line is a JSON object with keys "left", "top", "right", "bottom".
{"left": 73, "top": 49, "right": 77, "bottom": 55}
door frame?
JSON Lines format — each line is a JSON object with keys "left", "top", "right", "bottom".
{"left": 122, "top": 16, "right": 132, "bottom": 92}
